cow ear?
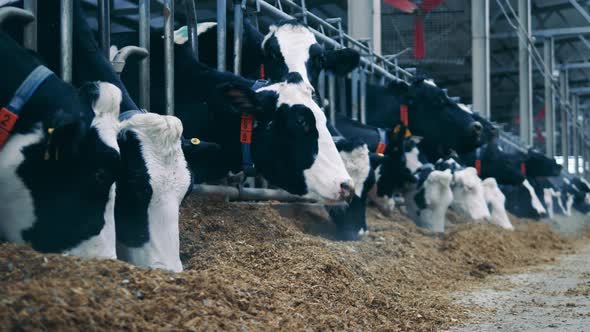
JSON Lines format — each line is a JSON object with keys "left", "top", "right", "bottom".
{"left": 49, "top": 118, "right": 87, "bottom": 161}
{"left": 323, "top": 48, "right": 360, "bottom": 75}
{"left": 182, "top": 138, "right": 222, "bottom": 162}
{"left": 369, "top": 152, "right": 385, "bottom": 167}
{"left": 216, "top": 83, "right": 276, "bottom": 115}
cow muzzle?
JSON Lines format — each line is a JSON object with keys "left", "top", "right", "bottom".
{"left": 470, "top": 121, "right": 483, "bottom": 137}
{"left": 339, "top": 181, "right": 355, "bottom": 202}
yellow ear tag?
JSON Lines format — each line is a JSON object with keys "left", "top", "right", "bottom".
{"left": 405, "top": 129, "right": 412, "bottom": 138}
{"left": 47, "top": 128, "right": 55, "bottom": 134}
{"left": 190, "top": 138, "right": 201, "bottom": 145}
{"left": 377, "top": 153, "right": 384, "bottom": 157}
{"left": 393, "top": 125, "right": 401, "bottom": 134}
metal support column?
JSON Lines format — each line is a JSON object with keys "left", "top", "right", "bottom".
{"left": 518, "top": 0, "right": 533, "bottom": 145}
{"left": 217, "top": 0, "right": 227, "bottom": 71}
{"left": 184, "top": 0, "right": 199, "bottom": 60}
{"left": 544, "top": 38, "right": 555, "bottom": 157}
{"left": 338, "top": 76, "right": 347, "bottom": 116}
{"left": 360, "top": 69, "right": 367, "bottom": 124}
{"left": 372, "top": 0, "right": 381, "bottom": 55}
{"left": 98, "top": 0, "right": 110, "bottom": 58}
{"left": 318, "top": 70, "right": 326, "bottom": 109}
{"left": 328, "top": 73, "right": 336, "bottom": 124}
{"left": 60, "top": 0, "right": 73, "bottom": 82}
{"left": 163, "top": 0, "right": 174, "bottom": 115}
{"left": 350, "top": 69, "right": 359, "bottom": 121}
{"left": 560, "top": 69, "right": 569, "bottom": 172}
{"left": 233, "top": 0, "right": 243, "bottom": 75}
{"left": 23, "top": 0, "right": 37, "bottom": 51}
{"left": 139, "top": 0, "right": 150, "bottom": 111}
{"left": 572, "top": 94, "right": 579, "bottom": 175}
{"left": 471, "top": 0, "right": 490, "bottom": 119}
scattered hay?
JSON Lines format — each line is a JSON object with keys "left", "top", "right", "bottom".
{"left": 0, "top": 197, "right": 580, "bottom": 331}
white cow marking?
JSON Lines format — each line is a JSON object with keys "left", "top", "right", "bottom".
{"left": 522, "top": 179, "right": 547, "bottom": 216}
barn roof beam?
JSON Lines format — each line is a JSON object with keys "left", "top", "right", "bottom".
{"left": 491, "top": 27, "right": 590, "bottom": 39}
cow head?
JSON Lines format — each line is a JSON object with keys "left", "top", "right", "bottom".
{"left": 501, "top": 180, "right": 547, "bottom": 220}
{"left": 523, "top": 149, "right": 562, "bottom": 177}
{"left": 482, "top": 178, "right": 513, "bottom": 230}
{"left": 466, "top": 143, "right": 526, "bottom": 185}
{"left": 261, "top": 20, "right": 360, "bottom": 87}
{"left": 389, "top": 79, "right": 483, "bottom": 155}
{"left": 116, "top": 113, "right": 191, "bottom": 273}
{"left": 0, "top": 81, "right": 121, "bottom": 256}
{"left": 409, "top": 169, "right": 454, "bottom": 233}
{"left": 370, "top": 123, "right": 417, "bottom": 215}
{"left": 436, "top": 161, "right": 490, "bottom": 221}
{"left": 218, "top": 72, "right": 353, "bottom": 204}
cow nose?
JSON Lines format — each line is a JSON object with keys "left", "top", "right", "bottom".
{"left": 340, "top": 182, "right": 354, "bottom": 201}
{"left": 470, "top": 121, "right": 483, "bottom": 136}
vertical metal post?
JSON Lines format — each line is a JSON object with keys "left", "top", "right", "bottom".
{"left": 318, "top": 70, "right": 326, "bottom": 109}
{"left": 471, "top": 0, "right": 490, "bottom": 119}
{"left": 338, "top": 76, "right": 347, "bottom": 116}
{"left": 328, "top": 72, "right": 336, "bottom": 124}
{"left": 372, "top": 0, "right": 381, "bottom": 55}
{"left": 163, "top": 0, "right": 175, "bottom": 116}
{"left": 217, "top": 0, "right": 227, "bottom": 71}
{"left": 572, "top": 94, "right": 579, "bottom": 175}
{"left": 360, "top": 69, "right": 367, "bottom": 124}
{"left": 233, "top": 0, "right": 243, "bottom": 75}
{"left": 23, "top": 0, "right": 37, "bottom": 51}
{"left": 98, "top": 0, "right": 111, "bottom": 58}
{"left": 518, "top": 0, "right": 532, "bottom": 145}
{"left": 560, "top": 69, "right": 569, "bottom": 172}
{"left": 60, "top": 0, "right": 73, "bottom": 82}
{"left": 139, "top": 0, "right": 150, "bottom": 111}
{"left": 184, "top": 0, "right": 199, "bottom": 60}
{"left": 350, "top": 69, "right": 359, "bottom": 121}
{"left": 543, "top": 38, "right": 555, "bottom": 157}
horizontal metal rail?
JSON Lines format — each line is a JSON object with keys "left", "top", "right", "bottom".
{"left": 192, "top": 184, "right": 318, "bottom": 203}
{"left": 251, "top": 0, "right": 412, "bottom": 82}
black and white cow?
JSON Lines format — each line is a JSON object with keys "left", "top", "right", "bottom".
{"left": 115, "top": 113, "right": 192, "bottom": 272}
{"left": 366, "top": 79, "right": 483, "bottom": 160}
{"left": 0, "top": 31, "right": 121, "bottom": 257}
{"left": 562, "top": 177, "right": 590, "bottom": 215}
{"left": 113, "top": 30, "right": 355, "bottom": 203}
{"left": 400, "top": 138, "right": 454, "bottom": 232}
{"left": 435, "top": 159, "right": 491, "bottom": 221}
{"left": 327, "top": 137, "right": 374, "bottom": 241}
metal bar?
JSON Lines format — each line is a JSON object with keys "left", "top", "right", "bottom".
{"left": 184, "top": 0, "right": 199, "bottom": 60}
{"left": 60, "top": 0, "right": 73, "bottom": 82}
{"left": 318, "top": 69, "right": 326, "bottom": 109}
{"left": 559, "top": 62, "right": 590, "bottom": 70}
{"left": 23, "top": 0, "right": 37, "bottom": 51}
{"left": 568, "top": 0, "right": 590, "bottom": 23}
{"left": 138, "top": 0, "right": 150, "bottom": 111}
{"left": 192, "top": 185, "right": 317, "bottom": 202}
{"left": 573, "top": 95, "right": 579, "bottom": 175}
{"left": 163, "top": 0, "right": 174, "bottom": 115}
{"left": 98, "top": 0, "right": 110, "bottom": 59}
{"left": 491, "top": 26, "right": 590, "bottom": 39}
{"left": 350, "top": 69, "right": 359, "bottom": 121}
{"left": 560, "top": 70, "right": 569, "bottom": 171}
{"left": 570, "top": 87, "right": 590, "bottom": 95}
{"left": 338, "top": 76, "right": 346, "bottom": 116}
{"left": 251, "top": 0, "right": 411, "bottom": 82}
{"left": 471, "top": 0, "right": 490, "bottom": 119}
{"left": 233, "top": 0, "right": 243, "bottom": 75}
{"left": 217, "top": 0, "right": 227, "bottom": 71}
{"left": 544, "top": 38, "right": 556, "bottom": 157}
{"left": 360, "top": 69, "right": 367, "bottom": 124}
{"left": 518, "top": 0, "right": 533, "bottom": 145}
{"left": 328, "top": 72, "right": 336, "bottom": 124}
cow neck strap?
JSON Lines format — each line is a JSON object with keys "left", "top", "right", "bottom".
{"left": 376, "top": 128, "right": 388, "bottom": 156}
{"left": 0, "top": 65, "right": 54, "bottom": 148}
{"left": 400, "top": 104, "right": 409, "bottom": 126}
{"left": 259, "top": 64, "right": 266, "bottom": 80}
{"left": 240, "top": 114, "right": 256, "bottom": 176}
{"left": 520, "top": 162, "right": 527, "bottom": 176}
{"left": 474, "top": 145, "right": 485, "bottom": 176}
